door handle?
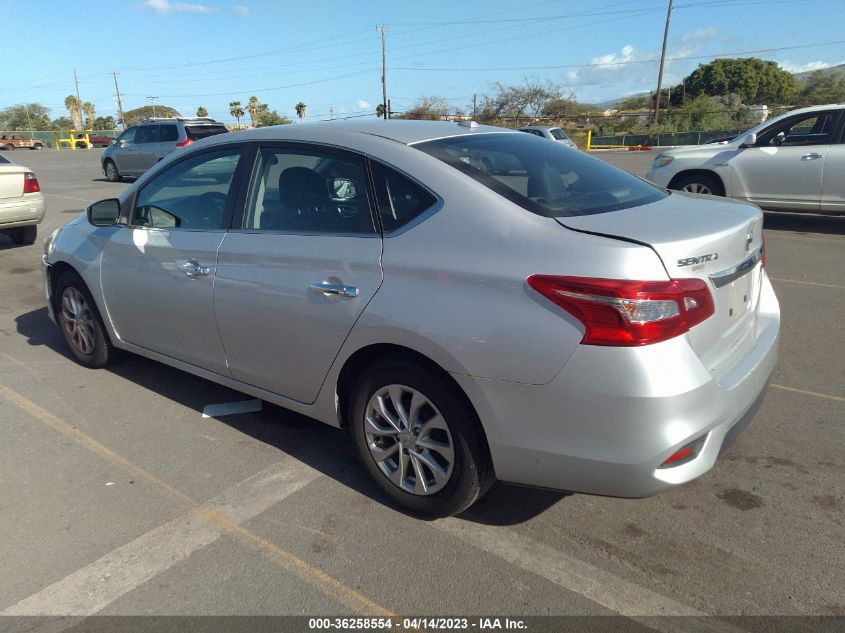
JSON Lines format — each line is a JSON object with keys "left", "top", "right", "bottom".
{"left": 801, "top": 152, "right": 822, "bottom": 160}
{"left": 178, "top": 260, "right": 210, "bottom": 278}
{"left": 309, "top": 282, "right": 359, "bottom": 298}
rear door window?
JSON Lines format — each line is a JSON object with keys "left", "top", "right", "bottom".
{"left": 158, "top": 125, "right": 178, "bottom": 142}
{"left": 136, "top": 125, "right": 158, "bottom": 144}
{"left": 370, "top": 162, "right": 437, "bottom": 233}
{"left": 415, "top": 132, "right": 665, "bottom": 217}
{"left": 186, "top": 125, "right": 228, "bottom": 141}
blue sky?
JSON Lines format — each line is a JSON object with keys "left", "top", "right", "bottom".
{"left": 3, "top": 0, "right": 845, "bottom": 124}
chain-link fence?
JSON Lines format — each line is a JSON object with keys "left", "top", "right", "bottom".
{"left": 0, "top": 130, "right": 120, "bottom": 149}
{"left": 590, "top": 129, "right": 748, "bottom": 147}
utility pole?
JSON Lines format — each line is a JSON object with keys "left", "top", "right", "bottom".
{"left": 472, "top": 94, "right": 477, "bottom": 119}
{"left": 73, "top": 68, "right": 83, "bottom": 129}
{"left": 112, "top": 71, "right": 125, "bottom": 129}
{"left": 147, "top": 96, "right": 158, "bottom": 118}
{"left": 329, "top": 106, "right": 334, "bottom": 120}
{"left": 652, "top": 0, "right": 673, "bottom": 126}
{"left": 378, "top": 25, "right": 388, "bottom": 120}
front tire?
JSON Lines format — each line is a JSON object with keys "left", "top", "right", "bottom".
{"left": 9, "top": 225, "right": 37, "bottom": 245}
{"left": 348, "top": 356, "right": 495, "bottom": 517}
{"left": 55, "top": 271, "right": 118, "bottom": 368}
{"left": 104, "top": 160, "right": 120, "bottom": 182}
{"left": 32, "top": 144, "right": 43, "bottom": 150}
{"left": 4, "top": 144, "right": 14, "bottom": 151}
{"left": 670, "top": 173, "right": 725, "bottom": 196}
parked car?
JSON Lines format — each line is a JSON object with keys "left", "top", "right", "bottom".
{"left": 101, "top": 117, "right": 228, "bottom": 182}
{"left": 44, "top": 120, "right": 779, "bottom": 516}
{"left": 0, "top": 154, "right": 45, "bottom": 245}
{"left": 518, "top": 125, "right": 577, "bottom": 148}
{"left": 0, "top": 134, "right": 44, "bottom": 150}
{"left": 647, "top": 103, "right": 845, "bottom": 212}
{"left": 76, "top": 133, "right": 114, "bottom": 148}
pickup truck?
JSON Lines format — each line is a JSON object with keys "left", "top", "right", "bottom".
{"left": 0, "top": 134, "right": 44, "bottom": 150}
{"left": 75, "top": 133, "right": 114, "bottom": 148}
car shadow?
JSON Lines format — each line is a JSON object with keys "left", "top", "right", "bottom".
{"left": 14, "top": 306, "right": 566, "bottom": 524}
{"left": 763, "top": 211, "right": 845, "bottom": 236}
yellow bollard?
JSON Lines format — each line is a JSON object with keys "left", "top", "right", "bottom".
{"left": 586, "top": 129, "right": 592, "bottom": 152}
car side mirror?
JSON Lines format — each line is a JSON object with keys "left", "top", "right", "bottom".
{"left": 739, "top": 132, "right": 757, "bottom": 147}
{"left": 773, "top": 131, "right": 786, "bottom": 146}
{"left": 87, "top": 199, "right": 121, "bottom": 227}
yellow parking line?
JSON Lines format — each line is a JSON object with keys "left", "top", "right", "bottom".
{"left": 769, "top": 277, "right": 845, "bottom": 290}
{"left": 0, "top": 384, "right": 393, "bottom": 616}
{"left": 771, "top": 383, "right": 845, "bottom": 403}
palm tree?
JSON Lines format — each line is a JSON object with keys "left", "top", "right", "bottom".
{"left": 229, "top": 101, "right": 244, "bottom": 128}
{"left": 83, "top": 102, "right": 96, "bottom": 129}
{"left": 64, "top": 95, "right": 83, "bottom": 130}
{"left": 376, "top": 103, "right": 386, "bottom": 119}
{"left": 196, "top": 106, "right": 208, "bottom": 117}
{"left": 295, "top": 101, "right": 306, "bottom": 122}
{"left": 246, "top": 96, "right": 267, "bottom": 128}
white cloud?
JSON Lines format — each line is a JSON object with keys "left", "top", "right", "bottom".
{"left": 356, "top": 99, "right": 370, "bottom": 110}
{"left": 141, "top": 0, "right": 217, "bottom": 15}
{"left": 232, "top": 4, "right": 248, "bottom": 15}
{"left": 565, "top": 28, "right": 720, "bottom": 90}
{"left": 778, "top": 60, "right": 832, "bottom": 74}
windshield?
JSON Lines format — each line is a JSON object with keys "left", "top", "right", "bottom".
{"left": 415, "top": 133, "right": 666, "bottom": 217}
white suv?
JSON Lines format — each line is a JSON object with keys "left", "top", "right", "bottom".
{"left": 647, "top": 103, "right": 845, "bottom": 213}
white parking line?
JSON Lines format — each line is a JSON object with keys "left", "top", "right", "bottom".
{"left": 202, "top": 399, "right": 263, "bottom": 418}
{"left": 42, "top": 193, "right": 92, "bottom": 203}
{"left": 1, "top": 458, "right": 320, "bottom": 616}
{"left": 436, "top": 520, "right": 740, "bottom": 633}
{"left": 769, "top": 277, "right": 845, "bottom": 290}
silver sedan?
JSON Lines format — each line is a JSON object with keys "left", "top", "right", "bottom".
{"left": 42, "top": 120, "right": 779, "bottom": 516}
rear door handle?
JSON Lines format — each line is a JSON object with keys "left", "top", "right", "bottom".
{"left": 178, "top": 260, "right": 210, "bottom": 278}
{"left": 309, "top": 282, "right": 359, "bottom": 298}
{"left": 801, "top": 152, "right": 823, "bottom": 160}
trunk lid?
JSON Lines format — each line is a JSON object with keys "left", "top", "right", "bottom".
{"left": 558, "top": 191, "right": 765, "bottom": 376}
{"left": 0, "top": 164, "right": 25, "bottom": 199}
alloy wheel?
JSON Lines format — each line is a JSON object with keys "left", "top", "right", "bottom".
{"left": 364, "top": 384, "right": 455, "bottom": 496}
{"left": 681, "top": 182, "right": 712, "bottom": 195}
{"left": 61, "top": 287, "right": 96, "bottom": 356}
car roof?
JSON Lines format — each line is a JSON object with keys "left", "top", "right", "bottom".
{"left": 518, "top": 125, "right": 560, "bottom": 131}
{"left": 211, "top": 119, "right": 516, "bottom": 146}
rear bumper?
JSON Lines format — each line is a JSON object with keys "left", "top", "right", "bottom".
{"left": 453, "top": 274, "right": 780, "bottom": 497}
{"left": 0, "top": 194, "right": 46, "bottom": 228}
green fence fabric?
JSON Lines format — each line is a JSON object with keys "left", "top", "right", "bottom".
{"left": 0, "top": 130, "right": 120, "bottom": 149}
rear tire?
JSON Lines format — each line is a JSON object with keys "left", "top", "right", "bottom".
{"left": 55, "top": 271, "right": 118, "bottom": 368}
{"left": 348, "top": 355, "right": 495, "bottom": 517}
{"left": 670, "top": 173, "right": 724, "bottom": 196}
{"left": 104, "top": 160, "right": 120, "bottom": 182}
{"left": 9, "top": 225, "right": 37, "bottom": 245}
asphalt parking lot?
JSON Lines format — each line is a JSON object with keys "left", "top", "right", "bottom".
{"left": 1, "top": 149, "right": 842, "bottom": 627}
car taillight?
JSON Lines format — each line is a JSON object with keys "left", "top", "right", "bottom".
{"left": 526, "top": 275, "right": 715, "bottom": 346}
{"left": 175, "top": 138, "right": 194, "bottom": 147}
{"left": 23, "top": 172, "right": 40, "bottom": 193}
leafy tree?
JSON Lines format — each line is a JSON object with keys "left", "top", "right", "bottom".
{"left": 256, "top": 110, "right": 292, "bottom": 127}
{"left": 83, "top": 102, "right": 96, "bottom": 129}
{"left": 122, "top": 105, "right": 180, "bottom": 126}
{"left": 246, "top": 95, "right": 268, "bottom": 127}
{"left": 64, "top": 95, "right": 83, "bottom": 130}
{"left": 375, "top": 103, "right": 386, "bottom": 118}
{"left": 542, "top": 97, "right": 579, "bottom": 119}
{"left": 196, "top": 106, "right": 208, "bottom": 117}
{"left": 51, "top": 116, "right": 74, "bottom": 130}
{"left": 798, "top": 70, "right": 845, "bottom": 105}
{"left": 685, "top": 58, "right": 798, "bottom": 104}
{"left": 398, "top": 96, "right": 450, "bottom": 120}
{"left": 0, "top": 103, "right": 51, "bottom": 130}
{"left": 92, "top": 116, "right": 116, "bottom": 130}
{"left": 295, "top": 101, "right": 306, "bottom": 121}
{"left": 229, "top": 101, "right": 245, "bottom": 127}
{"left": 477, "top": 77, "right": 567, "bottom": 120}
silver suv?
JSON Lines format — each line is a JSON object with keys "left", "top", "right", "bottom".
{"left": 101, "top": 117, "right": 228, "bottom": 182}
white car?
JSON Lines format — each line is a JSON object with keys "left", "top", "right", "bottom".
{"left": 647, "top": 103, "right": 845, "bottom": 213}
{"left": 0, "top": 154, "right": 45, "bottom": 245}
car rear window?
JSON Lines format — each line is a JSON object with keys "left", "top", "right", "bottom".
{"left": 185, "top": 125, "right": 228, "bottom": 141}
{"left": 415, "top": 133, "right": 666, "bottom": 217}
{"left": 550, "top": 128, "right": 568, "bottom": 140}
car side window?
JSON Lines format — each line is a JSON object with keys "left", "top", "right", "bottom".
{"left": 370, "top": 161, "right": 437, "bottom": 233}
{"left": 158, "top": 125, "right": 178, "bottom": 142}
{"left": 131, "top": 149, "right": 242, "bottom": 230}
{"left": 759, "top": 112, "right": 836, "bottom": 147}
{"left": 242, "top": 146, "right": 376, "bottom": 234}
{"left": 136, "top": 125, "right": 158, "bottom": 144}
{"left": 117, "top": 128, "right": 136, "bottom": 144}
